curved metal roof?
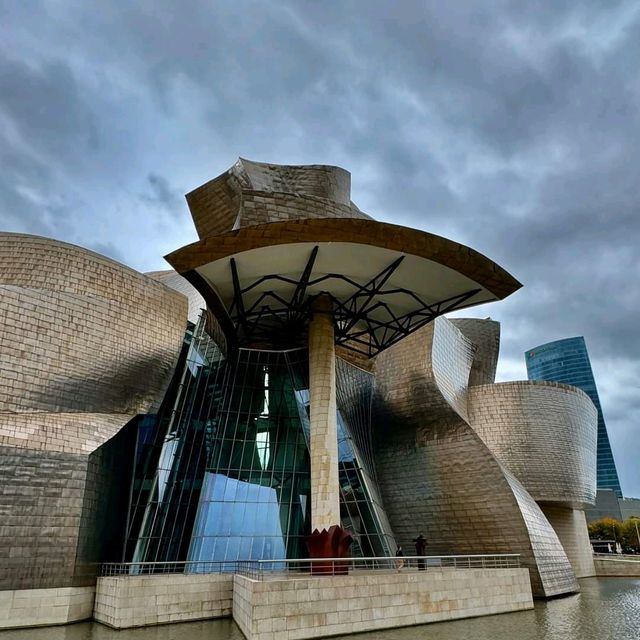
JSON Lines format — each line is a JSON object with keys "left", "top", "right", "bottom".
{"left": 166, "top": 218, "right": 521, "bottom": 357}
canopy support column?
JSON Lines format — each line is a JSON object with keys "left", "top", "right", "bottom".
{"left": 308, "top": 295, "right": 340, "bottom": 532}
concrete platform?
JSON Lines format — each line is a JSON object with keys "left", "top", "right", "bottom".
{"left": 232, "top": 568, "right": 533, "bottom": 640}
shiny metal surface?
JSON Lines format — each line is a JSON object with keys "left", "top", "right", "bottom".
{"left": 468, "top": 381, "right": 598, "bottom": 507}
{"left": 374, "top": 315, "right": 578, "bottom": 597}
{"left": 1, "top": 578, "right": 637, "bottom": 640}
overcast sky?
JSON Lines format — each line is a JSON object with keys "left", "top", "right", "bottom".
{"left": 1, "top": 1, "right": 638, "bottom": 497}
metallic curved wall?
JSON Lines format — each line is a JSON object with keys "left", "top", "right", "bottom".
{"left": 374, "top": 317, "right": 475, "bottom": 424}
{"left": 450, "top": 318, "right": 500, "bottom": 386}
{"left": 468, "top": 381, "right": 598, "bottom": 507}
{"left": 146, "top": 269, "right": 205, "bottom": 325}
{"left": 185, "top": 158, "right": 370, "bottom": 239}
{"left": 0, "top": 233, "right": 188, "bottom": 591}
{"left": 0, "top": 233, "right": 187, "bottom": 417}
{"left": 373, "top": 315, "right": 578, "bottom": 598}
{"left": 539, "top": 506, "right": 596, "bottom": 578}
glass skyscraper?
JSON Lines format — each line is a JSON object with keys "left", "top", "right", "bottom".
{"left": 525, "top": 337, "right": 622, "bottom": 497}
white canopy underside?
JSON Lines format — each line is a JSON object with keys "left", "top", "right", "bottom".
{"left": 196, "top": 242, "right": 497, "bottom": 338}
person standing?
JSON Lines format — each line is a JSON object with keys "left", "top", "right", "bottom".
{"left": 413, "top": 534, "right": 427, "bottom": 570}
{"left": 395, "top": 544, "right": 404, "bottom": 571}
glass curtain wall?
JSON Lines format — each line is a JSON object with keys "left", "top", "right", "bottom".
{"left": 127, "top": 314, "right": 394, "bottom": 566}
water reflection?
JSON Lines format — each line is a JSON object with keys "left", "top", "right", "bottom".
{"left": 0, "top": 578, "right": 638, "bottom": 640}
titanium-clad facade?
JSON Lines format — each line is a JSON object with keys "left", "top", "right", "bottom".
{"left": 0, "top": 160, "right": 601, "bottom": 628}
{"left": 0, "top": 233, "right": 187, "bottom": 593}
{"left": 468, "top": 381, "right": 598, "bottom": 507}
{"left": 525, "top": 337, "right": 622, "bottom": 497}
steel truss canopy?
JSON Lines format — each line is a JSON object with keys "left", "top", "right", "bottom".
{"left": 166, "top": 218, "right": 521, "bottom": 358}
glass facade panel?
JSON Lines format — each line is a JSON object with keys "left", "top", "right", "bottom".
{"left": 126, "top": 314, "right": 394, "bottom": 566}
{"left": 526, "top": 337, "right": 622, "bottom": 497}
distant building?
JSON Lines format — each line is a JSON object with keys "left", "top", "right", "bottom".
{"left": 525, "top": 337, "right": 622, "bottom": 497}
{"left": 586, "top": 489, "right": 623, "bottom": 523}
{"left": 619, "top": 497, "right": 640, "bottom": 520}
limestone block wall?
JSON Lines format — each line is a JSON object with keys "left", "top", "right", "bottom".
{"left": 0, "top": 586, "right": 95, "bottom": 630}
{"left": 94, "top": 573, "right": 233, "bottom": 628}
{"left": 540, "top": 506, "right": 596, "bottom": 578}
{"left": 233, "top": 569, "right": 532, "bottom": 640}
{"left": 308, "top": 306, "right": 339, "bottom": 531}
{"left": 594, "top": 557, "right": 640, "bottom": 577}
{"left": 468, "top": 381, "right": 598, "bottom": 506}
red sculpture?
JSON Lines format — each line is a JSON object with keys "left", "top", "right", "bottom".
{"left": 305, "top": 525, "right": 353, "bottom": 575}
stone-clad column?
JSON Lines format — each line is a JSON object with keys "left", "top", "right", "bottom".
{"left": 308, "top": 296, "right": 340, "bottom": 531}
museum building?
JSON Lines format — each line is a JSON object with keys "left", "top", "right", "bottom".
{"left": 0, "top": 160, "right": 599, "bottom": 630}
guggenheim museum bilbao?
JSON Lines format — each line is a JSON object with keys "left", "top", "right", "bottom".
{"left": 0, "top": 159, "right": 598, "bottom": 628}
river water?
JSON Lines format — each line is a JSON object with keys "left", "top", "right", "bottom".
{"left": 1, "top": 578, "right": 638, "bottom": 640}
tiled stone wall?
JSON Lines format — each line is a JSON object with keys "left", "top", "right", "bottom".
{"left": 0, "top": 586, "right": 95, "bottom": 629}
{"left": 540, "top": 506, "right": 596, "bottom": 578}
{"left": 93, "top": 573, "right": 233, "bottom": 628}
{"left": 232, "top": 569, "right": 533, "bottom": 640}
{"left": 450, "top": 318, "right": 500, "bottom": 386}
{"left": 594, "top": 557, "right": 640, "bottom": 577}
{"left": 468, "top": 381, "right": 598, "bottom": 506}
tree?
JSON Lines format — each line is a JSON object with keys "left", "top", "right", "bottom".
{"left": 588, "top": 517, "right": 640, "bottom": 553}
{"left": 620, "top": 518, "right": 640, "bottom": 553}
{"left": 588, "top": 517, "right": 623, "bottom": 542}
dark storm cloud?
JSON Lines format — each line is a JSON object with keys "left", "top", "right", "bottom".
{"left": 0, "top": 0, "right": 637, "bottom": 493}
{"left": 143, "top": 173, "right": 183, "bottom": 217}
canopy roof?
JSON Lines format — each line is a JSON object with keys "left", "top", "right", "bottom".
{"left": 166, "top": 218, "right": 521, "bottom": 357}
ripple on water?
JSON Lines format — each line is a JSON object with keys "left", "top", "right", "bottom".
{"left": 0, "top": 578, "right": 638, "bottom": 640}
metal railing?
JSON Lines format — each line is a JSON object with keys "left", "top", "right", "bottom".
{"left": 100, "top": 554, "right": 520, "bottom": 578}
{"left": 593, "top": 553, "right": 640, "bottom": 561}
{"left": 101, "top": 561, "right": 237, "bottom": 576}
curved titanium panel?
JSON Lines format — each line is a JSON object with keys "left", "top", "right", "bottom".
{"left": 373, "top": 317, "right": 579, "bottom": 597}
{"left": 374, "top": 317, "right": 474, "bottom": 423}
{"left": 450, "top": 318, "right": 500, "bottom": 386}
{"left": 468, "top": 381, "right": 598, "bottom": 507}
{"left": 146, "top": 269, "right": 205, "bottom": 325}
{"left": 0, "top": 233, "right": 187, "bottom": 418}
{"left": 372, "top": 411, "right": 577, "bottom": 598}
{"left": 185, "top": 158, "right": 368, "bottom": 238}
{"left": 0, "top": 233, "right": 188, "bottom": 591}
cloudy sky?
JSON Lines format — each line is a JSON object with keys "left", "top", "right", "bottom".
{"left": 1, "top": 1, "right": 638, "bottom": 496}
